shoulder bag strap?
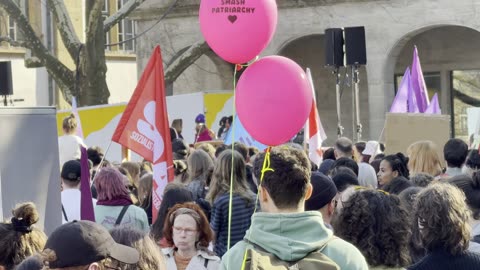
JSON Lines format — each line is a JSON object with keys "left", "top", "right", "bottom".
{"left": 62, "top": 204, "right": 68, "bottom": 222}
{"left": 115, "top": 205, "right": 130, "bottom": 226}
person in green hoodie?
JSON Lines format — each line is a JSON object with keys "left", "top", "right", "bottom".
{"left": 220, "top": 145, "right": 369, "bottom": 270}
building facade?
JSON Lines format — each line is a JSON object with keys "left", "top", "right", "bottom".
{"left": 133, "top": 0, "right": 480, "bottom": 144}
{"left": 0, "top": 0, "right": 138, "bottom": 108}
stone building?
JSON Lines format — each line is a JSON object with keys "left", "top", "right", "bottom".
{"left": 0, "top": 0, "right": 138, "bottom": 108}
{"left": 133, "top": 0, "right": 480, "bottom": 144}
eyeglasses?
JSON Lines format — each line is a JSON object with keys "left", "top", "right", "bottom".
{"left": 173, "top": 226, "right": 197, "bottom": 235}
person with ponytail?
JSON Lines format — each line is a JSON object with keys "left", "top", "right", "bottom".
{"left": 0, "top": 202, "right": 47, "bottom": 270}
{"left": 377, "top": 153, "right": 409, "bottom": 188}
{"left": 58, "top": 113, "right": 86, "bottom": 167}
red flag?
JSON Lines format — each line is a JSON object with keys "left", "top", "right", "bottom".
{"left": 112, "top": 46, "right": 173, "bottom": 223}
{"left": 304, "top": 68, "right": 327, "bottom": 167}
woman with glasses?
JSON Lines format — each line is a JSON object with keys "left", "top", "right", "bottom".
{"left": 162, "top": 202, "right": 220, "bottom": 270}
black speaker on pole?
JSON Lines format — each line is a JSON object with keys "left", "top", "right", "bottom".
{"left": 0, "top": 61, "right": 13, "bottom": 95}
{"left": 325, "top": 28, "right": 344, "bottom": 67}
{"left": 344, "top": 26, "right": 367, "bottom": 66}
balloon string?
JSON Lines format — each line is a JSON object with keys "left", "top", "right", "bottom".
{"left": 226, "top": 64, "right": 239, "bottom": 270}
{"left": 240, "top": 147, "right": 273, "bottom": 270}
{"left": 226, "top": 58, "right": 258, "bottom": 270}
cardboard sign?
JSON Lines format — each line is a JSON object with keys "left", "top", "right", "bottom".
{"left": 384, "top": 113, "right": 450, "bottom": 160}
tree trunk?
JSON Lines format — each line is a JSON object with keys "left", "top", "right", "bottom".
{"left": 77, "top": 0, "right": 109, "bottom": 106}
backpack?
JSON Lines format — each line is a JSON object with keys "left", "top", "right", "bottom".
{"left": 244, "top": 239, "right": 340, "bottom": 270}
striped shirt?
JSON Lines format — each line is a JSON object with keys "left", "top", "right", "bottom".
{"left": 210, "top": 193, "right": 255, "bottom": 257}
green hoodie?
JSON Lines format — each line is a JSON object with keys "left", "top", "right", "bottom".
{"left": 220, "top": 211, "right": 368, "bottom": 270}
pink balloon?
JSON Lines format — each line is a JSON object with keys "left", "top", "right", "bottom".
{"left": 199, "top": 0, "right": 277, "bottom": 64}
{"left": 236, "top": 56, "right": 313, "bottom": 146}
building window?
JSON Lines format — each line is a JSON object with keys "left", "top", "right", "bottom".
{"left": 451, "top": 70, "right": 480, "bottom": 142}
{"left": 8, "top": 16, "right": 17, "bottom": 41}
{"left": 117, "top": 0, "right": 136, "bottom": 52}
{"left": 102, "top": 0, "right": 110, "bottom": 50}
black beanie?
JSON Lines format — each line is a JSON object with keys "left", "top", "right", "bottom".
{"left": 305, "top": 172, "right": 338, "bottom": 211}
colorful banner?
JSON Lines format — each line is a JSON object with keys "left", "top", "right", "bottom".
{"left": 224, "top": 115, "right": 267, "bottom": 151}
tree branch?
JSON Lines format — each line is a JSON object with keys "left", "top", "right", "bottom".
{"left": 164, "top": 41, "right": 210, "bottom": 84}
{"left": 86, "top": 0, "right": 105, "bottom": 42}
{"left": 0, "top": 0, "right": 76, "bottom": 99}
{"left": 104, "top": 0, "right": 145, "bottom": 33}
{"left": 0, "top": 36, "right": 27, "bottom": 47}
{"left": 47, "top": 0, "right": 82, "bottom": 60}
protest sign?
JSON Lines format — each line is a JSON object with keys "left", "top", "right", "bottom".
{"left": 384, "top": 113, "right": 450, "bottom": 161}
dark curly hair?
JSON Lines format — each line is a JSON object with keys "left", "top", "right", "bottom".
{"left": 333, "top": 189, "right": 411, "bottom": 267}
{"left": 414, "top": 182, "right": 471, "bottom": 255}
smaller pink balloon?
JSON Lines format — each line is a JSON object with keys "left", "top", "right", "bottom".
{"left": 236, "top": 56, "right": 313, "bottom": 146}
{"left": 199, "top": 0, "right": 277, "bottom": 64}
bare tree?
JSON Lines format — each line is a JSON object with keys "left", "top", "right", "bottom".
{"left": 0, "top": 0, "right": 208, "bottom": 106}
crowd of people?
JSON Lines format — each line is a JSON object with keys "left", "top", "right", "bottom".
{"left": 2, "top": 113, "right": 480, "bottom": 270}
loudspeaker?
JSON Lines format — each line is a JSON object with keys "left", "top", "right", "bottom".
{"left": 344, "top": 26, "right": 367, "bottom": 66}
{"left": 325, "top": 28, "right": 344, "bottom": 67}
{"left": 0, "top": 61, "right": 13, "bottom": 96}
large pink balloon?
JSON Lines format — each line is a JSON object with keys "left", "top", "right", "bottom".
{"left": 236, "top": 56, "right": 313, "bottom": 146}
{"left": 199, "top": 0, "right": 277, "bottom": 64}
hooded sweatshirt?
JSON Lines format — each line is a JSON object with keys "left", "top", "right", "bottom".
{"left": 220, "top": 211, "right": 368, "bottom": 270}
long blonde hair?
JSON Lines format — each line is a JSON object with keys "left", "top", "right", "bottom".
{"left": 407, "top": 140, "right": 443, "bottom": 177}
{"left": 206, "top": 150, "right": 253, "bottom": 204}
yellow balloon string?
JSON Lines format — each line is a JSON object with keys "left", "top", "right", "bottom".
{"left": 226, "top": 58, "right": 258, "bottom": 270}
{"left": 240, "top": 147, "right": 274, "bottom": 270}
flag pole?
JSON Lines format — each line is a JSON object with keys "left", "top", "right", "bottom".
{"left": 89, "top": 140, "right": 113, "bottom": 187}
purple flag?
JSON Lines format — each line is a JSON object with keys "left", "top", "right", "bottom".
{"left": 424, "top": 93, "right": 441, "bottom": 114}
{"left": 411, "top": 46, "right": 430, "bottom": 112}
{"left": 80, "top": 146, "right": 95, "bottom": 221}
{"left": 407, "top": 80, "right": 419, "bottom": 113}
{"left": 390, "top": 67, "right": 412, "bottom": 113}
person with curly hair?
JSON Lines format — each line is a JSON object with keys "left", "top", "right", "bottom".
{"left": 333, "top": 189, "right": 411, "bottom": 270}
{"left": 448, "top": 173, "right": 480, "bottom": 253}
{"left": 409, "top": 182, "right": 480, "bottom": 269}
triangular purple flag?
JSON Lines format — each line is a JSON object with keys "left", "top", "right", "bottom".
{"left": 390, "top": 67, "right": 411, "bottom": 113}
{"left": 411, "top": 46, "right": 430, "bottom": 112}
{"left": 424, "top": 93, "right": 441, "bottom": 115}
{"left": 407, "top": 80, "right": 419, "bottom": 113}
{"left": 80, "top": 146, "right": 95, "bottom": 221}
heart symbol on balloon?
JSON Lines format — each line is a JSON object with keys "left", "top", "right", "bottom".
{"left": 228, "top": 15, "right": 237, "bottom": 23}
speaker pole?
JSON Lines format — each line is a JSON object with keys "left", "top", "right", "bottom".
{"left": 353, "top": 65, "right": 362, "bottom": 141}
{"left": 334, "top": 68, "right": 344, "bottom": 137}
